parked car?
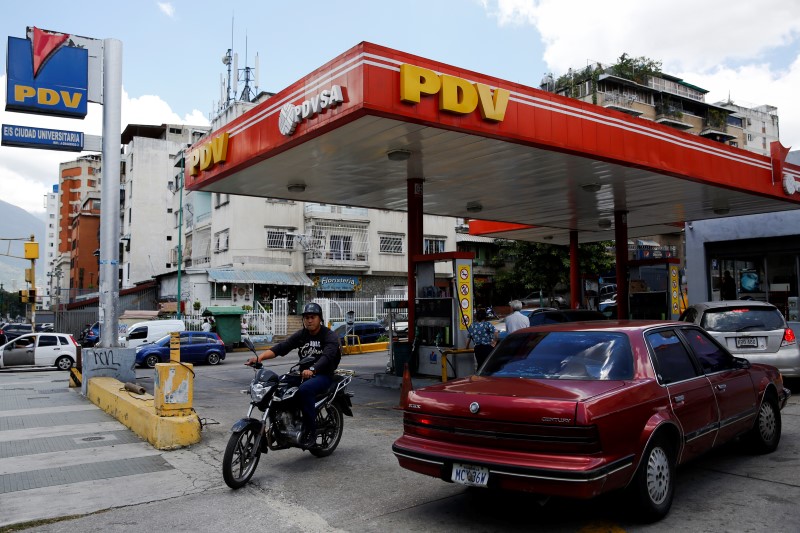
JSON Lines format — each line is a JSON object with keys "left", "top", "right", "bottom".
{"left": 528, "top": 308, "right": 607, "bottom": 326}
{"left": 599, "top": 283, "right": 617, "bottom": 298}
{"left": 519, "top": 292, "right": 569, "bottom": 309}
{"left": 393, "top": 321, "right": 790, "bottom": 522}
{"left": 333, "top": 321, "right": 387, "bottom": 345}
{"left": 0, "top": 323, "right": 33, "bottom": 342}
{"left": 134, "top": 331, "right": 226, "bottom": 368}
{"left": 0, "top": 332, "right": 80, "bottom": 370}
{"left": 680, "top": 300, "right": 800, "bottom": 377}
{"left": 78, "top": 322, "right": 100, "bottom": 347}
{"left": 125, "top": 319, "right": 186, "bottom": 349}
{"left": 35, "top": 323, "right": 55, "bottom": 332}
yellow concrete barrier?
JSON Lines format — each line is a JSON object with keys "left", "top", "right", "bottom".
{"left": 342, "top": 341, "right": 388, "bottom": 355}
{"left": 86, "top": 377, "right": 201, "bottom": 450}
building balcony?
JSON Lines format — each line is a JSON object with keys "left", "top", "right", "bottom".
{"left": 598, "top": 92, "right": 642, "bottom": 116}
{"left": 305, "top": 250, "right": 370, "bottom": 269}
{"left": 304, "top": 203, "right": 369, "bottom": 220}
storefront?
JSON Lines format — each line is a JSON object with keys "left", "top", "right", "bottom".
{"left": 685, "top": 211, "right": 800, "bottom": 320}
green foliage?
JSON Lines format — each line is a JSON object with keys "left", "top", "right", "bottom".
{"left": 493, "top": 240, "right": 615, "bottom": 301}
{"left": 611, "top": 53, "right": 662, "bottom": 84}
{"left": 193, "top": 300, "right": 202, "bottom": 311}
{"left": 707, "top": 109, "right": 728, "bottom": 129}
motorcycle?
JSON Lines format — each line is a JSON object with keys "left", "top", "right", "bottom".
{"left": 222, "top": 337, "right": 354, "bottom": 489}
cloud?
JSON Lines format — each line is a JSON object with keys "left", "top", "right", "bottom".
{"left": 157, "top": 2, "right": 175, "bottom": 18}
{"left": 482, "top": 0, "right": 800, "bottom": 148}
{"left": 0, "top": 74, "right": 209, "bottom": 215}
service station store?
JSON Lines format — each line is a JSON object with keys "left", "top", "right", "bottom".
{"left": 181, "top": 41, "right": 800, "bottom": 334}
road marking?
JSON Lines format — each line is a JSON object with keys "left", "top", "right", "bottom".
{"left": 0, "top": 421, "right": 124, "bottom": 442}
{"left": 0, "top": 404, "right": 96, "bottom": 418}
{"left": 0, "top": 441, "right": 161, "bottom": 475}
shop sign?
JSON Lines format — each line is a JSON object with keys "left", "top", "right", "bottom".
{"left": 2, "top": 124, "right": 83, "bottom": 151}
{"left": 5, "top": 30, "right": 88, "bottom": 118}
{"left": 187, "top": 132, "right": 229, "bottom": 176}
{"left": 315, "top": 275, "right": 361, "bottom": 291}
{"left": 400, "top": 64, "right": 509, "bottom": 122}
{"left": 278, "top": 85, "right": 345, "bottom": 136}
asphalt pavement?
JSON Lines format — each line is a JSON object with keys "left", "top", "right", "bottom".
{"left": 1, "top": 352, "right": 800, "bottom": 532}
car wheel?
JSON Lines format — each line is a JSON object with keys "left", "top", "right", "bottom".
{"left": 55, "top": 355, "right": 73, "bottom": 371}
{"left": 747, "top": 393, "right": 781, "bottom": 454}
{"left": 144, "top": 354, "right": 160, "bottom": 369}
{"left": 630, "top": 434, "right": 675, "bottom": 522}
{"left": 206, "top": 352, "right": 221, "bottom": 365}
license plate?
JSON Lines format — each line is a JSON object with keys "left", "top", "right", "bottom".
{"left": 735, "top": 336, "right": 758, "bottom": 348}
{"left": 451, "top": 463, "right": 489, "bottom": 487}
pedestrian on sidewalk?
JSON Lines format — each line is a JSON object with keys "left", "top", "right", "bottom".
{"left": 504, "top": 300, "right": 529, "bottom": 334}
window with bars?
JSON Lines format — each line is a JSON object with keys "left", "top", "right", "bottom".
{"left": 214, "top": 193, "right": 230, "bottom": 207}
{"left": 380, "top": 234, "right": 404, "bottom": 254}
{"left": 214, "top": 230, "right": 229, "bottom": 252}
{"left": 424, "top": 237, "right": 446, "bottom": 254}
{"left": 330, "top": 235, "right": 353, "bottom": 260}
{"left": 266, "top": 229, "right": 295, "bottom": 250}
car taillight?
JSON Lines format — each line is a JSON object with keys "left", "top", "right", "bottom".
{"left": 782, "top": 328, "right": 796, "bottom": 347}
{"left": 69, "top": 335, "right": 80, "bottom": 347}
{"left": 215, "top": 334, "right": 224, "bottom": 344}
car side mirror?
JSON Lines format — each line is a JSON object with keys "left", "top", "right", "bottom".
{"left": 733, "top": 357, "right": 751, "bottom": 369}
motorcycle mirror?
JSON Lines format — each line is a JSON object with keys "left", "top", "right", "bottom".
{"left": 242, "top": 336, "right": 257, "bottom": 354}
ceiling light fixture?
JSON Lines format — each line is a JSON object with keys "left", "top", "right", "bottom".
{"left": 287, "top": 183, "right": 306, "bottom": 193}
{"left": 598, "top": 218, "right": 612, "bottom": 229}
{"left": 466, "top": 201, "right": 483, "bottom": 213}
{"left": 581, "top": 182, "right": 602, "bottom": 193}
{"left": 386, "top": 149, "right": 412, "bottom": 161}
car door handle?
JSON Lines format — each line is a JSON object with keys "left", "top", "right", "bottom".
{"left": 673, "top": 394, "right": 685, "bottom": 404}
{"left": 715, "top": 384, "right": 727, "bottom": 392}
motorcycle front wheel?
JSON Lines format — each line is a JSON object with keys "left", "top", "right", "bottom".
{"left": 310, "top": 403, "right": 344, "bottom": 458}
{"left": 222, "top": 426, "right": 261, "bottom": 489}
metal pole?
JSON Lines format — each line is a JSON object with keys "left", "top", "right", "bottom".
{"left": 99, "top": 38, "right": 122, "bottom": 347}
{"left": 176, "top": 153, "right": 184, "bottom": 319}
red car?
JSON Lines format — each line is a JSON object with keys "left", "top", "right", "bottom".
{"left": 392, "top": 321, "right": 790, "bottom": 522}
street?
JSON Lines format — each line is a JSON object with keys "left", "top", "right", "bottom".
{"left": 1, "top": 350, "right": 799, "bottom": 532}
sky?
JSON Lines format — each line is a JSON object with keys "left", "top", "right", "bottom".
{"left": 2, "top": 0, "right": 800, "bottom": 216}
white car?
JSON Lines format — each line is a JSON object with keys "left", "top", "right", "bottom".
{"left": 0, "top": 333, "right": 80, "bottom": 371}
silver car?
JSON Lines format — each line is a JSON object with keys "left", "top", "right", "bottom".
{"left": 680, "top": 300, "right": 800, "bottom": 377}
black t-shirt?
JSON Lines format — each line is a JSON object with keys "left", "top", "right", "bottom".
{"left": 270, "top": 326, "right": 342, "bottom": 375}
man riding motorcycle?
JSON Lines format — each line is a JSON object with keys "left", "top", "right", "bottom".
{"left": 246, "top": 302, "right": 342, "bottom": 449}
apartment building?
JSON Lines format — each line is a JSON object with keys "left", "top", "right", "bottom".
{"left": 42, "top": 184, "right": 59, "bottom": 309}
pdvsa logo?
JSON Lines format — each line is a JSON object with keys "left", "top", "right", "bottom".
{"left": 187, "top": 132, "right": 229, "bottom": 176}
{"left": 5, "top": 27, "right": 88, "bottom": 118}
{"left": 278, "top": 86, "right": 345, "bottom": 136}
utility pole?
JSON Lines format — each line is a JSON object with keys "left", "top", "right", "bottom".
{"left": 24, "top": 235, "right": 38, "bottom": 329}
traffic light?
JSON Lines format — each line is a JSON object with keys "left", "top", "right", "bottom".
{"left": 25, "top": 267, "right": 34, "bottom": 283}
{"left": 18, "top": 290, "right": 28, "bottom": 303}
{"left": 28, "top": 289, "right": 36, "bottom": 301}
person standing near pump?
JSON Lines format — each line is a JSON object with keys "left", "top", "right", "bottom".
{"left": 467, "top": 308, "right": 497, "bottom": 368}
{"left": 246, "top": 302, "right": 342, "bottom": 449}
{"left": 504, "top": 300, "right": 529, "bottom": 334}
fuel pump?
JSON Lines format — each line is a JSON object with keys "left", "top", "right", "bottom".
{"left": 412, "top": 252, "right": 475, "bottom": 379}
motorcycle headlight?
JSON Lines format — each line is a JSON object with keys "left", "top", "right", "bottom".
{"left": 250, "top": 383, "right": 272, "bottom": 403}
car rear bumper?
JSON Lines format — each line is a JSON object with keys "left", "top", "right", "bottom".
{"left": 779, "top": 387, "right": 792, "bottom": 410}
{"left": 392, "top": 436, "right": 635, "bottom": 498}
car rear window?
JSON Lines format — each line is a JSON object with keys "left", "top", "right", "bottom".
{"left": 481, "top": 331, "right": 633, "bottom": 380}
{"left": 701, "top": 307, "right": 786, "bottom": 332}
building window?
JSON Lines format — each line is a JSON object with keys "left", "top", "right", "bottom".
{"left": 167, "top": 208, "right": 173, "bottom": 213}
{"left": 379, "top": 234, "right": 404, "bottom": 254}
{"left": 166, "top": 235, "right": 172, "bottom": 241}
{"left": 330, "top": 235, "right": 353, "bottom": 260}
{"left": 214, "top": 193, "right": 230, "bottom": 207}
{"left": 265, "top": 228, "right": 294, "bottom": 249}
{"left": 169, "top": 127, "right": 183, "bottom": 134}
{"left": 424, "top": 237, "right": 446, "bottom": 254}
{"left": 214, "top": 230, "right": 229, "bottom": 252}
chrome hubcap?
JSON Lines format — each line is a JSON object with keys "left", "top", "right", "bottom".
{"left": 646, "top": 447, "right": 670, "bottom": 505}
{"left": 758, "top": 402, "right": 776, "bottom": 442}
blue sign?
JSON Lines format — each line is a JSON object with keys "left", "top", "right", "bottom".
{"left": 2, "top": 124, "right": 84, "bottom": 151}
{"left": 6, "top": 35, "right": 88, "bottom": 118}
{"left": 316, "top": 275, "right": 361, "bottom": 291}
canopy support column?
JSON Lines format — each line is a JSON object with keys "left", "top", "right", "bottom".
{"left": 407, "top": 178, "right": 424, "bottom": 343}
{"left": 615, "top": 211, "right": 629, "bottom": 319}
{"left": 570, "top": 230, "right": 580, "bottom": 309}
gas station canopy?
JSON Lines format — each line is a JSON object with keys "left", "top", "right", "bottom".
{"left": 187, "top": 42, "right": 800, "bottom": 245}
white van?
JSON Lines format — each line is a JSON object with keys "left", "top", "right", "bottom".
{"left": 125, "top": 319, "right": 186, "bottom": 348}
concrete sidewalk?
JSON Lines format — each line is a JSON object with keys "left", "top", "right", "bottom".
{"left": 0, "top": 370, "right": 221, "bottom": 528}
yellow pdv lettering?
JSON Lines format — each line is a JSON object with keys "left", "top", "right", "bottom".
{"left": 439, "top": 75, "right": 479, "bottom": 114}
{"left": 474, "top": 83, "right": 510, "bottom": 122}
{"left": 400, "top": 64, "right": 441, "bottom": 104}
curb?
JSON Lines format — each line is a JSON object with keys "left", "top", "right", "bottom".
{"left": 86, "top": 377, "right": 201, "bottom": 450}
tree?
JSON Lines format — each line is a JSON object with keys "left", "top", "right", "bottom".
{"left": 611, "top": 53, "right": 662, "bottom": 84}
{"left": 492, "top": 240, "right": 615, "bottom": 304}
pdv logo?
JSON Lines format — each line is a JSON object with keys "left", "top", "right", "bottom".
{"left": 5, "top": 27, "right": 88, "bottom": 118}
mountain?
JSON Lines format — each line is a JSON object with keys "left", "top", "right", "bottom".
{"left": 0, "top": 200, "right": 45, "bottom": 291}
